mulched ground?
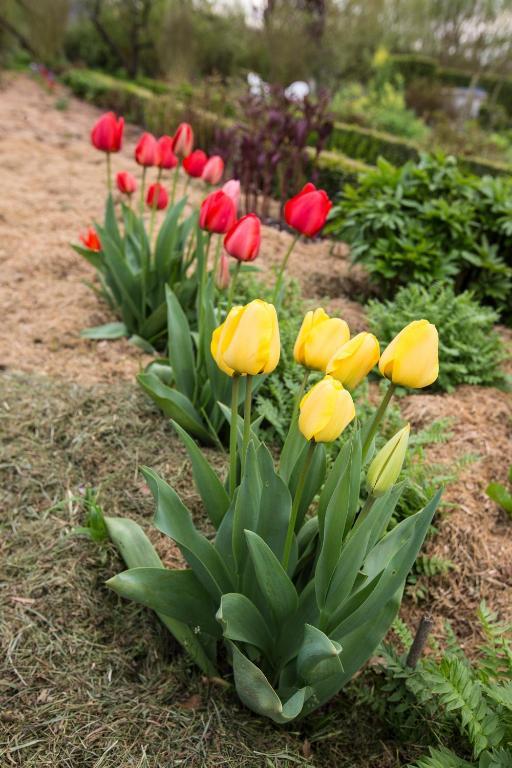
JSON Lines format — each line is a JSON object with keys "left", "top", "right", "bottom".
{"left": 1, "top": 71, "right": 511, "bottom": 767}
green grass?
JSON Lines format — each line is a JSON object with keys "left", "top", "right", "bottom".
{"left": 1, "top": 372, "right": 420, "bottom": 767}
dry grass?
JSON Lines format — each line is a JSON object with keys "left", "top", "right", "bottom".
{"left": 1, "top": 372, "right": 413, "bottom": 768}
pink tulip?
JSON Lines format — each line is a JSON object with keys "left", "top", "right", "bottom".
{"left": 116, "top": 171, "right": 137, "bottom": 195}
{"left": 172, "top": 123, "right": 194, "bottom": 158}
{"left": 135, "top": 132, "right": 158, "bottom": 167}
{"left": 224, "top": 214, "right": 261, "bottom": 262}
{"left": 202, "top": 155, "right": 224, "bottom": 185}
{"left": 217, "top": 251, "right": 230, "bottom": 290}
{"left": 222, "top": 179, "right": 241, "bottom": 211}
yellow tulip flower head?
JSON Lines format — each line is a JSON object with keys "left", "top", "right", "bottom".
{"left": 210, "top": 299, "right": 280, "bottom": 377}
{"left": 294, "top": 308, "right": 350, "bottom": 372}
{"left": 298, "top": 375, "right": 355, "bottom": 443}
{"left": 379, "top": 320, "right": 439, "bottom": 389}
{"left": 367, "top": 424, "right": 410, "bottom": 496}
{"left": 327, "top": 332, "right": 380, "bottom": 390}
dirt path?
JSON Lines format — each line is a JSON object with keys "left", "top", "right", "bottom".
{"left": 1, "top": 72, "right": 511, "bottom": 641}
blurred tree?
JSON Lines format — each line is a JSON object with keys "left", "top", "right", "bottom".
{"left": 0, "top": 0, "right": 69, "bottom": 63}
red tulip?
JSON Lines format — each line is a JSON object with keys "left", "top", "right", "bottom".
{"left": 146, "top": 182, "right": 168, "bottom": 210}
{"left": 202, "top": 155, "right": 224, "bottom": 185}
{"left": 135, "top": 132, "right": 158, "bottom": 166}
{"left": 199, "top": 190, "right": 236, "bottom": 234}
{"left": 157, "top": 136, "right": 178, "bottom": 169}
{"left": 224, "top": 214, "right": 261, "bottom": 262}
{"left": 116, "top": 171, "right": 137, "bottom": 195}
{"left": 91, "top": 112, "right": 124, "bottom": 153}
{"left": 172, "top": 122, "right": 194, "bottom": 158}
{"left": 183, "top": 150, "right": 208, "bottom": 178}
{"left": 284, "top": 182, "right": 332, "bottom": 238}
{"left": 222, "top": 179, "right": 241, "bottom": 211}
{"left": 80, "top": 227, "right": 101, "bottom": 252}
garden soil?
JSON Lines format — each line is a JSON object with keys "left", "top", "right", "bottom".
{"left": 1, "top": 73, "right": 511, "bottom": 766}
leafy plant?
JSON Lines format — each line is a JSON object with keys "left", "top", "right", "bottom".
{"left": 486, "top": 465, "right": 512, "bottom": 518}
{"left": 327, "top": 154, "right": 512, "bottom": 321}
{"left": 367, "top": 284, "right": 509, "bottom": 392}
{"left": 72, "top": 196, "right": 200, "bottom": 350}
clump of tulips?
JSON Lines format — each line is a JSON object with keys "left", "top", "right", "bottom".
{"left": 104, "top": 298, "right": 441, "bottom": 722}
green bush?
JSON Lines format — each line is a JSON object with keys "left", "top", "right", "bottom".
{"left": 328, "top": 154, "right": 512, "bottom": 321}
{"left": 367, "top": 284, "right": 509, "bottom": 392}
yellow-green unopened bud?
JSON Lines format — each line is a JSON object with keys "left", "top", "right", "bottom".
{"left": 367, "top": 424, "right": 410, "bottom": 496}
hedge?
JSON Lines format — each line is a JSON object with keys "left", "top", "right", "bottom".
{"left": 306, "top": 149, "right": 370, "bottom": 197}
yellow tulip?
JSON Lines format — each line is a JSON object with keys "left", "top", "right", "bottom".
{"left": 294, "top": 308, "right": 350, "bottom": 372}
{"left": 210, "top": 299, "right": 280, "bottom": 376}
{"left": 327, "top": 332, "right": 380, "bottom": 390}
{"left": 379, "top": 320, "right": 439, "bottom": 389}
{"left": 367, "top": 424, "right": 410, "bottom": 496}
{"left": 299, "top": 376, "right": 355, "bottom": 443}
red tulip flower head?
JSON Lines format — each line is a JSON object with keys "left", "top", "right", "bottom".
{"left": 91, "top": 112, "right": 124, "bottom": 153}
{"left": 202, "top": 155, "right": 224, "bottom": 185}
{"left": 135, "top": 132, "right": 158, "bottom": 166}
{"left": 284, "top": 182, "right": 332, "bottom": 238}
{"left": 116, "top": 171, "right": 137, "bottom": 196}
{"left": 146, "top": 182, "right": 168, "bottom": 210}
{"left": 80, "top": 227, "right": 101, "bottom": 252}
{"left": 157, "top": 135, "right": 178, "bottom": 169}
{"left": 222, "top": 179, "right": 241, "bottom": 211}
{"left": 172, "top": 122, "right": 194, "bottom": 158}
{"left": 224, "top": 214, "right": 261, "bottom": 262}
{"left": 183, "top": 150, "right": 208, "bottom": 178}
{"left": 199, "top": 190, "right": 237, "bottom": 234}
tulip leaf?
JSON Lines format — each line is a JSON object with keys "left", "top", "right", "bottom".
{"left": 232, "top": 442, "right": 262, "bottom": 578}
{"left": 297, "top": 624, "right": 343, "bottom": 684}
{"left": 155, "top": 198, "right": 188, "bottom": 275}
{"left": 81, "top": 322, "right": 128, "bottom": 340}
{"left": 107, "top": 566, "right": 221, "bottom": 638}
{"left": 289, "top": 442, "right": 326, "bottom": 530}
{"left": 165, "top": 285, "right": 196, "bottom": 401}
{"left": 217, "top": 593, "right": 273, "bottom": 655}
{"left": 486, "top": 481, "right": 512, "bottom": 514}
{"left": 245, "top": 530, "right": 298, "bottom": 624}
{"left": 139, "top": 301, "right": 167, "bottom": 341}
{"left": 231, "top": 645, "right": 311, "bottom": 723}
{"left": 317, "top": 436, "right": 353, "bottom": 538}
{"left": 71, "top": 243, "right": 104, "bottom": 270}
{"left": 137, "top": 373, "right": 213, "bottom": 445}
{"left": 171, "top": 421, "right": 230, "bottom": 529}
{"left": 279, "top": 419, "right": 307, "bottom": 483}
{"left": 256, "top": 444, "right": 292, "bottom": 560}
{"left": 142, "top": 466, "right": 234, "bottom": 600}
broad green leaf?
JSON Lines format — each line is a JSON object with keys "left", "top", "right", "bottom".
{"left": 142, "top": 466, "right": 234, "bottom": 599}
{"left": 81, "top": 322, "right": 128, "bottom": 340}
{"left": 317, "top": 436, "right": 353, "bottom": 537}
{"left": 289, "top": 442, "right": 326, "bottom": 530}
{"left": 245, "top": 530, "right": 298, "bottom": 624}
{"left": 104, "top": 516, "right": 218, "bottom": 676}
{"left": 107, "top": 566, "right": 221, "bottom": 637}
{"left": 71, "top": 243, "right": 104, "bottom": 270}
{"left": 217, "top": 593, "right": 273, "bottom": 655}
{"left": 279, "top": 419, "right": 307, "bottom": 483}
{"left": 232, "top": 443, "right": 262, "bottom": 578}
{"left": 486, "top": 482, "right": 512, "bottom": 514}
{"left": 172, "top": 421, "right": 230, "bottom": 529}
{"left": 154, "top": 198, "right": 188, "bottom": 276}
{"left": 231, "top": 645, "right": 310, "bottom": 723}
{"left": 103, "top": 193, "right": 122, "bottom": 248}
{"left": 297, "top": 624, "right": 343, "bottom": 683}
{"left": 166, "top": 285, "right": 196, "bottom": 400}
{"left": 139, "top": 302, "right": 167, "bottom": 341}
{"left": 256, "top": 443, "right": 292, "bottom": 560}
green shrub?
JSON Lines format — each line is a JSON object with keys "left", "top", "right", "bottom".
{"left": 328, "top": 154, "right": 512, "bottom": 321}
{"left": 367, "top": 284, "right": 509, "bottom": 392}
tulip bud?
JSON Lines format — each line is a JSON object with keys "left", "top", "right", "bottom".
{"left": 217, "top": 251, "right": 230, "bottom": 290}
{"left": 284, "top": 182, "right": 332, "bottom": 237}
{"left": 367, "top": 424, "right": 410, "bottom": 496}
{"left": 183, "top": 150, "right": 208, "bottom": 178}
{"left": 172, "top": 122, "right": 194, "bottom": 158}
{"left": 135, "top": 132, "right": 158, "bottom": 166}
{"left": 146, "top": 182, "right": 168, "bottom": 210}
{"left": 202, "top": 155, "right": 224, "bottom": 185}
{"left": 294, "top": 308, "right": 350, "bottom": 372}
{"left": 211, "top": 299, "right": 280, "bottom": 377}
{"left": 224, "top": 214, "right": 261, "bottom": 262}
{"left": 199, "top": 190, "right": 237, "bottom": 234}
{"left": 116, "top": 171, "right": 137, "bottom": 196}
{"left": 327, "top": 332, "right": 380, "bottom": 390}
{"left": 379, "top": 320, "right": 439, "bottom": 389}
{"left": 156, "top": 135, "right": 178, "bottom": 169}
{"left": 91, "top": 112, "right": 124, "bottom": 153}
{"left": 80, "top": 227, "right": 101, "bottom": 252}
{"left": 299, "top": 376, "right": 355, "bottom": 443}
{"left": 222, "top": 179, "right": 241, "bottom": 211}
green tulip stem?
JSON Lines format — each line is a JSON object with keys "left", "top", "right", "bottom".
{"left": 242, "top": 374, "right": 253, "bottom": 472}
{"left": 229, "top": 375, "right": 241, "bottom": 498}
{"left": 139, "top": 167, "right": 147, "bottom": 216}
{"left": 226, "top": 261, "right": 241, "bottom": 313}
{"left": 106, "top": 153, "right": 112, "bottom": 194}
{"left": 170, "top": 164, "right": 180, "bottom": 205}
{"left": 272, "top": 233, "right": 299, "bottom": 305}
{"left": 282, "top": 439, "right": 315, "bottom": 571}
{"left": 213, "top": 234, "right": 222, "bottom": 277}
{"left": 362, "top": 381, "right": 396, "bottom": 459}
